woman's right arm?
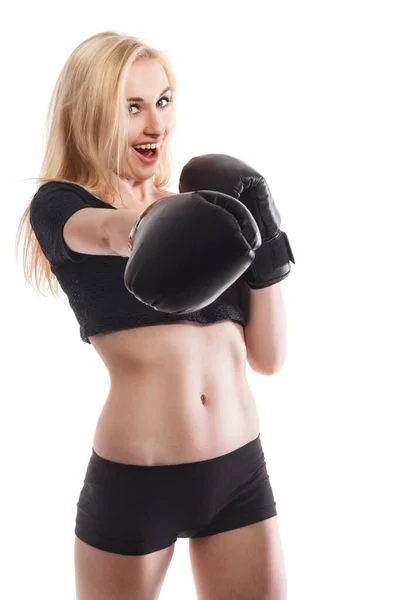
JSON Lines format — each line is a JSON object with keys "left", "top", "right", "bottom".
{"left": 63, "top": 207, "right": 141, "bottom": 258}
{"left": 102, "top": 208, "right": 142, "bottom": 257}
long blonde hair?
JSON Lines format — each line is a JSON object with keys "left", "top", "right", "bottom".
{"left": 15, "top": 30, "right": 177, "bottom": 298}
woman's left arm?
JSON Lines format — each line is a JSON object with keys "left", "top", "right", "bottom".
{"left": 239, "top": 280, "right": 287, "bottom": 376}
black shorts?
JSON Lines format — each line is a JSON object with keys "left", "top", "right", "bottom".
{"left": 75, "top": 433, "right": 277, "bottom": 556}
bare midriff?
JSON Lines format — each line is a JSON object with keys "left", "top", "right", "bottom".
{"left": 89, "top": 320, "right": 260, "bottom": 466}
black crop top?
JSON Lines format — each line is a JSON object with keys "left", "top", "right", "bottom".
{"left": 29, "top": 181, "right": 247, "bottom": 344}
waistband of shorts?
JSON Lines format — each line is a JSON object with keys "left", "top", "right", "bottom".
{"left": 89, "top": 432, "right": 263, "bottom": 475}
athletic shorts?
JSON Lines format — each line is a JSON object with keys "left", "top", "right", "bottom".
{"left": 75, "top": 433, "right": 277, "bottom": 556}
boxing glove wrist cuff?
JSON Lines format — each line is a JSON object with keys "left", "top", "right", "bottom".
{"left": 243, "top": 230, "right": 295, "bottom": 289}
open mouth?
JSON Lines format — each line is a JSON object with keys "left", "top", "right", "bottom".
{"left": 133, "top": 145, "right": 160, "bottom": 162}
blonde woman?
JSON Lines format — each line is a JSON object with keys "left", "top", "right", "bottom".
{"left": 17, "top": 31, "right": 293, "bottom": 600}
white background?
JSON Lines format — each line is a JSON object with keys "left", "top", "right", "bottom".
{"left": 2, "top": 1, "right": 399, "bottom": 598}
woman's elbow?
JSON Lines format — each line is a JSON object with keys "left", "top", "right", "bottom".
{"left": 247, "top": 356, "right": 285, "bottom": 376}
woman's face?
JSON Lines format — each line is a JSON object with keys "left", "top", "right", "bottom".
{"left": 123, "top": 58, "right": 175, "bottom": 180}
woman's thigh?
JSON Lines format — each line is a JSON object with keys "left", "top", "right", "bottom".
{"left": 189, "top": 516, "right": 287, "bottom": 600}
{"left": 74, "top": 535, "right": 175, "bottom": 600}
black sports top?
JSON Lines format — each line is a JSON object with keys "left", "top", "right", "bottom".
{"left": 29, "top": 181, "right": 247, "bottom": 344}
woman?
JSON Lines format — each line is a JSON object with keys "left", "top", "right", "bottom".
{"left": 17, "top": 31, "right": 290, "bottom": 600}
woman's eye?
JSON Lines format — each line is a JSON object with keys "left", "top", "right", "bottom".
{"left": 128, "top": 96, "right": 172, "bottom": 115}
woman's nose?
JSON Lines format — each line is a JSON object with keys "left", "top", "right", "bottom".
{"left": 145, "top": 108, "right": 164, "bottom": 133}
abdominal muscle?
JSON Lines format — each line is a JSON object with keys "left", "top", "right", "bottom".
{"left": 89, "top": 320, "right": 260, "bottom": 466}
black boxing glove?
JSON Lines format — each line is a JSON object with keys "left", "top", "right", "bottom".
{"left": 179, "top": 154, "right": 295, "bottom": 289}
{"left": 123, "top": 191, "right": 261, "bottom": 314}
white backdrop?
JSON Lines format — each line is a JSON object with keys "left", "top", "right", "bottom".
{"left": 2, "top": 1, "right": 399, "bottom": 598}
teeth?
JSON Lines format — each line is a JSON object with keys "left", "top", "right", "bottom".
{"left": 133, "top": 142, "right": 161, "bottom": 150}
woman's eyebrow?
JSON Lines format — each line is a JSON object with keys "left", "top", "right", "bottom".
{"left": 126, "top": 87, "right": 171, "bottom": 102}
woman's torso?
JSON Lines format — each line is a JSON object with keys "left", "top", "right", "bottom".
{"left": 90, "top": 320, "right": 260, "bottom": 466}
{"left": 89, "top": 188, "right": 260, "bottom": 466}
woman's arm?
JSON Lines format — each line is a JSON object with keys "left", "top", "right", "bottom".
{"left": 103, "top": 208, "right": 143, "bottom": 257}
{"left": 239, "top": 279, "right": 288, "bottom": 375}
